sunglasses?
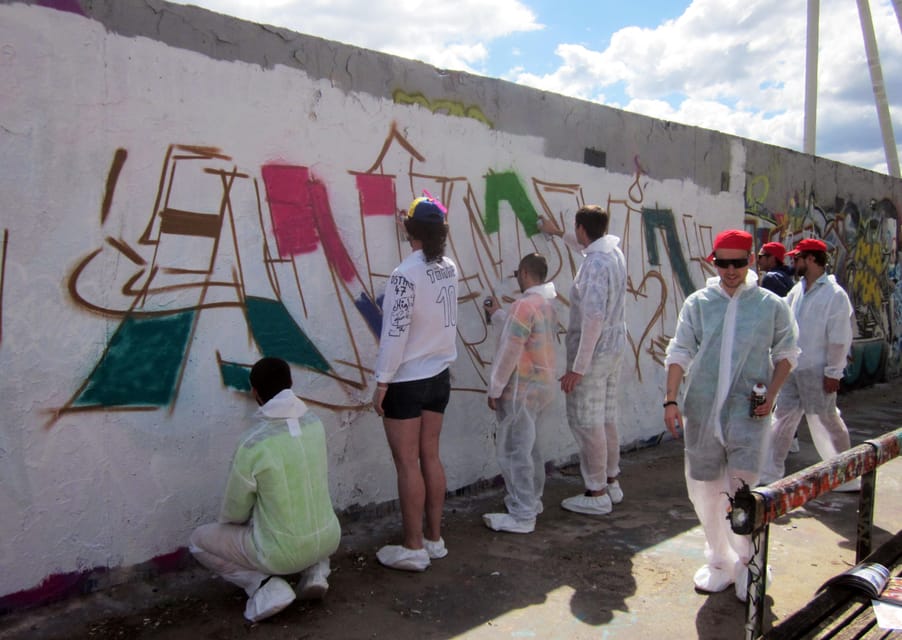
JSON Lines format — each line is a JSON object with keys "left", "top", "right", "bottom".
{"left": 713, "top": 257, "right": 749, "bottom": 269}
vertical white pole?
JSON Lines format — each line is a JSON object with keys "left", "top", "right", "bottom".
{"left": 857, "top": 0, "right": 901, "bottom": 178}
{"left": 804, "top": 0, "right": 819, "bottom": 155}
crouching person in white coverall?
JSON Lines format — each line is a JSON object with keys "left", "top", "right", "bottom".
{"left": 664, "top": 230, "right": 798, "bottom": 602}
{"left": 483, "top": 253, "right": 558, "bottom": 534}
{"left": 189, "top": 357, "right": 341, "bottom": 622}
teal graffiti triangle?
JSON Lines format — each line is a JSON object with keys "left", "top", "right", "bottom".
{"left": 220, "top": 361, "right": 252, "bottom": 391}
{"left": 484, "top": 171, "right": 540, "bottom": 236}
{"left": 245, "top": 296, "right": 331, "bottom": 373}
{"left": 74, "top": 311, "right": 195, "bottom": 407}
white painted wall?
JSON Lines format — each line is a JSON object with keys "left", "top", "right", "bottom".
{"left": 1, "top": 3, "right": 897, "bottom": 601}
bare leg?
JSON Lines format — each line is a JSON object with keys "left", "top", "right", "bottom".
{"left": 420, "top": 410, "right": 446, "bottom": 541}
{"left": 383, "top": 416, "right": 425, "bottom": 550}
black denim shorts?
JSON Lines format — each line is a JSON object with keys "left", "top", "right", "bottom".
{"left": 382, "top": 368, "right": 451, "bottom": 420}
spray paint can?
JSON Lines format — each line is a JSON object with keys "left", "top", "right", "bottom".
{"left": 484, "top": 297, "right": 493, "bottom": 324}
{"left": 537, "top": 216, "right": 552, "bottom": 241}
{"left": 749, "top": 383, "right": 767, "bottom": 417}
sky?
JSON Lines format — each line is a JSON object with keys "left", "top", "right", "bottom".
{"left": 166, "top": 0, "right": 902, "bottom": 175}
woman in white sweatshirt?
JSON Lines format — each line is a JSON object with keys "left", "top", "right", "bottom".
{"left": 372, "top": 195, "right": 459, "bottom": 572}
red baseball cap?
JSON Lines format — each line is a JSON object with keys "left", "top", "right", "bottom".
{"left": 759, "top": 241, "right": 786, "bottom": 262}
{"left": 787, "top": 238, "right": 828, "bottom": 257}
{"left": 707, "top": 229, "right": 753, "bottom": 261}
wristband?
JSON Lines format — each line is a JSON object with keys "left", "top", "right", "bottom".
{"left": 662, "top": 400, "right": 678, "bottom": 408}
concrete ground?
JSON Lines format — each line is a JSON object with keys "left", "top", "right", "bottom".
{"left": 2, "top": 383, "right": 901, "bottom": 640}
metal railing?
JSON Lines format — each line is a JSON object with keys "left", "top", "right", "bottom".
{"left": 728, "top": 427, "right": 902, "bottom": 640}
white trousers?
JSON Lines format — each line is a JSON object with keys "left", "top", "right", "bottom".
{"left": 495, "top": 397, "right": 549, "bottom": 520}
{"left": 686, "top": 462, "right": 757, "bottom": 571}
{"left": 189, "top": 523, "right": 269, "bottom": 596}
{"left": 762, "top": 404, "right": 851, "bottom": 483}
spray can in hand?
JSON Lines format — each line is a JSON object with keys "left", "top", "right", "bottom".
{"left": 484, "top": 297, "right": 493, "bottom": 324}
{"left": 749, "top": 383, "right": 767, "bottom": 418}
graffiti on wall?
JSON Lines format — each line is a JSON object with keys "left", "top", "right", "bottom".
{"left": 50, "top": 124, "right": 900, "bottom": 425}
{"left": 744, "top": 177, "right": 901, "bottom": 382}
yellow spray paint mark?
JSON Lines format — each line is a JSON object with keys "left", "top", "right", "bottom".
{"left": 393, "top": 90, "right": 493, "bottom": 128}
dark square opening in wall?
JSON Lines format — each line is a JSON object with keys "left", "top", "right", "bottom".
{"left": 721, "top": 171, "right": 730, "bottom": 192}
{"left": 584, "top": 148, "right": 606, "bottom": 168}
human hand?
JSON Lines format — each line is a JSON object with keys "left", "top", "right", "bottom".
{"left": 487, "top": 396, "right": 497, "bottom": 411}
{"left": 485, "top": 296, "right": 501, "bottom": 317}
{"left": 559, "top": 371, "right": 583, "bottom": 393}
{"left": 664, "top": 404, "right": 683, "bottom": 439}
{"left": 823, "top": 376, "right": 841, "bottom": 394}
{"left": 754, "top": 393, "right": 776, "bottom": 417}
{"left": 537, "top": 216, "right": 563, "bottom": 237}
{"left": 372, "top": 385, "right": 387, "bottom": 417}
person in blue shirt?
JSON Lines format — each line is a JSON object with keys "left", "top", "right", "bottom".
{"left": 758, "top": 241, "right": 795, "bottom": 297}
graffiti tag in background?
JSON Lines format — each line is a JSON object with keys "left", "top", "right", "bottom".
{"left": 744, "top": 178, "right": 901, "bottom": 382}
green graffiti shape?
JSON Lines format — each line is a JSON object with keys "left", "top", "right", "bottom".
{"left": 220, "top": 361, "right": 252, "bottom": 392}
{"left": 484, "top": 172, "right": 540, "bottom": 236}
{"left": 74, "top": 311, "right": 195, "bottom": 407}
{"left": 641, "top": 208, "right": 697, "bottom": 299}
{"left": 245, "top": 296, "right": 331, "bottom": 373}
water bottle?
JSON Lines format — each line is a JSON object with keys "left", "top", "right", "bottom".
{"left": 749, "top": 383, "right": 767, "bottom": 418}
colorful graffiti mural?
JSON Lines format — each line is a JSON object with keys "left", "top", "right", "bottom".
{"left": 745, "top": 180, "right": 901, "bottom": 383}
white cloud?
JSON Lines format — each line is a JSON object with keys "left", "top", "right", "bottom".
{"left": 507, "top": 0, "right": 902, "bottom": 174}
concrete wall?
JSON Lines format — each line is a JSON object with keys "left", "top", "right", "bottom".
{"left": 0, "top": 0, "right": 899, "bottom": 605}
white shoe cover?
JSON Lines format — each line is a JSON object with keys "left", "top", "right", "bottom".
{"left": 244, "top": 576, "right": 297, "bottom": 622}
{"left": 693, "top": 564, "right": 735, "bottom": 593}
{"left": 607, "top": 481, "right": 624, "bottom": 505}
{"left": 788, "top": 437, "right": 800, "bottom": 454}
{"left": 561, "top": 493, "right": 613, "bottom": 515}
{"left": 376, "top": 545, "right": 430, "bottom": 572}
{"left": 296, "top": 559, "right": 330, "bottom": 601}
{"left": 735, "top": 564, "right": 773, "bottom": 602}
{"left": 424, "top": 537, "right": 448, "bottom": 559}
{"left": 482, "top": 512, "right": 536, "bottom": 533}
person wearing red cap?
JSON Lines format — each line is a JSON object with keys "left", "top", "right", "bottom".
{"left": 757, "top": 241, "right": 795, "bottom": 297}
{"left": 663, "top": 229, "right": 799, "bottom": 601}
{"left": 760, "top": 238, "right": 856, "bottom": 490}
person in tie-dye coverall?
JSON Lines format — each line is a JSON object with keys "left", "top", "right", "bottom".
{"left": 483, "top": 253, "right": 558, "bottom": 533}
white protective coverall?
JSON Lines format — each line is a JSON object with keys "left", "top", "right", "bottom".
{"left": 189, "top": 390, "right": 341, "bottom": 600}
{"left": 564, "top": 234, "right": 627, "bottom": 492}
{"left": 488, "top": 282, "right": 558, "bottom": 521}
{"left": 665, "top": 271, "right": 798, "bottom": 593}
{"left": 761, "top": 273, "right": 854, "bottom": 483}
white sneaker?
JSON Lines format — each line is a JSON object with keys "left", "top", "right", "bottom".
{"left": 607, "top": 481, "right": 624, "bottom": 504}
{"left": 296, "top": 559, "right": 330, "bottom": 601}
{"left": 693, "top": 564, "right": 734, "bottom": 594}
{"left": 244, "top": 576, "right": 297, "bottom": 622}
{"left": 424, "top": 537, "right": 448, "bottom": 559}
{"left": 561, "top": 492, "right": 613, "bottom": 515}
{"left": 376, "top": 545, "right": 430, "bottom": 572}
{"left": 482, "top": 512, "right": 536, "bottom": 534}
